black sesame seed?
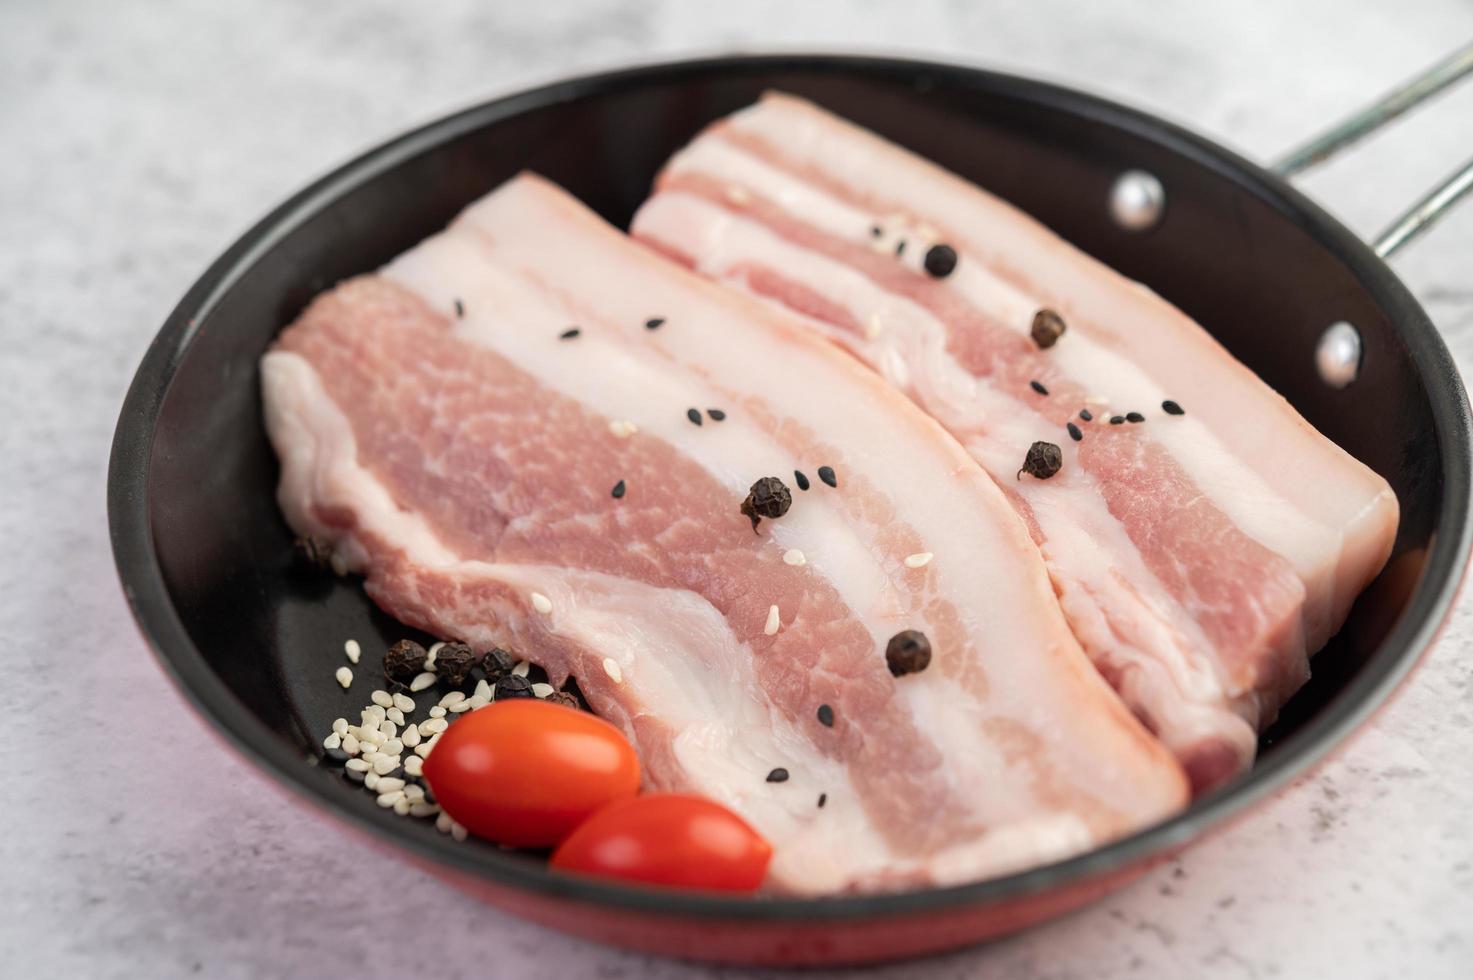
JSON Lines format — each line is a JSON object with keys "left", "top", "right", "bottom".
{"left": 740, "top": 476, "right": 793, "bottom": 532}
{"left": 766, "top": 767, "right": 790, "bottom": 783}
{"left": 686, "top": 408, "right": 703, "bottom": 426}
{"left": 817, "top": 792, "right": 827, "bottom": 808}
{"left": 1018, "top": 441, "right": 1063, "bottom": 480}
{"left": 1030, "top": 380, "right": 1049, "bottom": 396}
{"left": 923, "top": 243, "right": 958, "bottom": 278}
{"left": 1079, "top": 408, "right": 1094, "bottom": 421}
{"left": 1067, "top": 422, "right": 1083, "bottom": 442}
{"left": 1110, "top": 416, "right": 1126, "bottom": 425}
{"left": 817, "top": 465, "right": 838, "bottom": 488}
{"left": 645, "top": 317, "right": 665, "bottom": 330}
{"left": 817, "top": 704, "right": 835, "bottom": 727}
{"left": 707, "top": 408, "right": 726, "bottom": 421}
{"left": 1162, "top": 400, "right": 1185, "bottom": 416}
{"left": 886, "top": 630, "right": 932, "bottom": 676}
{"left": 611, "top": 479, "right": 626, "bottom": 499}
{"left": 895, "top": 239, "right": 907, "bottom": 257}
{"left": 1126, "top": 412, "right": 1145, "bottom": 423}
{"left": 343, "top": 767, "right": 366, "bottom": 785}
{"left": 870, "top": 225, "right": 883, "bottom": 238}
{"left": 453, "top": 299, "right": 464, "bottom": 319}
{"left": 794, "top": 469, "right": 811, "bottom": 491}
{"left": 322, "top": 746, "right": 349, "bottom": 765}
{"left": 559, "top": 327, "right": 581, "bottom": 340}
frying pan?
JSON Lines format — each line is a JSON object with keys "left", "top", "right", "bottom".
{"left": 108, "top": 51, "right": 1473, "bottom": 965}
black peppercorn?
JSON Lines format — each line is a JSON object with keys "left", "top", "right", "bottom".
{"left": 923, "top": 243, "right": 958, "bottom": 278}
{"left": 740, "top": 476, "right": 793, "bottom": 532}
{"left": 886, "top": 630, "right": 932, "bottom": 677}
{"left": 293, "top": 535, "right": 332, "bottom": 570}
{"left": 383, "top": 639, "right": 428, "bottom": 685}
{"left": 1031, "top": 308, "right": 1067, "bottom": 349}
{"left": 544, "top": 691, "right": 581, "bottom": 710}
{"left": 1017, "top": 441, "right": 1063, "bottom": 480}
{"left": 435, "top": 642, "right": 480, "bottom": 686}
{"left": 494, "top": 673, "right": 535, "bottom": 699}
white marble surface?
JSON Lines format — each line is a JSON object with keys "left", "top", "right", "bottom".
{"left": 5, "top": 1, "right": 1473, "bottom": 976}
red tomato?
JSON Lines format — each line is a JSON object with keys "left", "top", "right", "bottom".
{"left": 421, "top": 699, "right": 639, "bottom": 848}
{"left": 550, "top": 793, "right": 772, "bottom": 892}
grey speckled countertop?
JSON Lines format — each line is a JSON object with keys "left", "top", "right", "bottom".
{"left": 5, "top": 1, "right": 1472, "bottom": 977}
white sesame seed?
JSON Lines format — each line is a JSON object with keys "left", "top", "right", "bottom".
{"left": 473, "top": 679, "right": 492, "bottom": 701}
{"left": 393, "top": 797, "right": 412, "bottom": 816}
{"left": 420, "top": 718, "right": 448, "bottom": 736}
{"left": 466, "top": 695, "right": 489, "bottom": 710}
{"left": 429, "top": 706, "right": 446, "bottom": 719}
{"left": 726, "top": 185, "right": 751, "bottom": 205}
{"left": 342, "top": 733, "right": 360, "bottom": 756}
{"left": 386, "top": 707, "right": 405, "bottom": 726}
{"left": 869, "top": 237, "right": 891, "bottom": 254}
{"left": 413, "top": 742, "right": 434, "bottom": 758}
{"left": 409, "top": 802, "right": 439, "bottom": 818}
{"left": 329, "top": 553, "right": 349, "bottom": 577}
{"left": 344, "top": 639, "right": 361, "bottom": 664}
{"left": 322, "top": 731, "right": 342, "bottom": 750}
{"left": 376, "top": 777, "right": 405, "bottom": 793}
{"left": 435, "top": 813, "right": 453, "bottom": 833}
{"left": 378, "top": 720, "right": 396, "bottom": 739}
{"left": 345, "top": 758, "right": 370, "bottom": 773}
{"left": 364, "top": 771, "right": 380, "bottom": 790}
{"left": 427, "top": 642, "right": 444, "bottom": 661}
{"left": 376, "top": 791, "right": 404, "bottom": 808}
{"left": 365, "top": 704, "right": 386, "bottom": 723}
{"left": 764, "top": 604, "right": 781, "bottom": 636}
{"left": 904, "top": 552, "right": 935, "bottom": 568}
{"left": 450, "top": 822, "right": 468, "bottom": 842}
{"left": 402, "top": 725, "right": 420, "bottom": 748}
{"left": 439, "top": 691, "right": 465, "bottom": 707}
{"left": 864, "top": 312, "right": 883, "bottom": 339}
{"left": 331, "top": 717, "right": 349, "bottom": 736}
{"left": 370, "top": 690, "right": 392, "bottom": 709}
{"left": 530, "top": 592, "right": 553, "bottom": 615}
{"left": 602, "top": 658, "right": 623, "bottom": 684}
{"left": 380, "top": 738, "right": 403, "bottom": 756}
{"left": 409, "top": 672, "right": 436, "bottom": 692}
{"left": 448, "top": 700, "right": 472, "bottom": 713}
{"left": 360, "top": 728, "right": 384, "bottom": 746}
{"left": 531, "top": 683, "right": 554, "bottom": 698}
{"left": 608, "top": 419, "right": 638, "bottom": 438}
{"left": 372, "top": 755, "right": 399, "bottom": 776}
{"left": 512, "top": 661, "right": 531, "bottom": 678}
{"left": 403, "top": 784, "right": 424, "bottom": 801}
{"left": 783, "top": 548, "right": 806, "bottom": 566}
{"left": 404, "top": 755, "right": 423, "bottom": 776}
{"left": 335, "top": 667, "right": 353, "bottom": 689}
{"left": 391, "top": 693, "right": 415, "bottom": 713}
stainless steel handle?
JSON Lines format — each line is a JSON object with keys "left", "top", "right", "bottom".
{"left": 1271, "top": 41, "right": 1473, "bottom": 259}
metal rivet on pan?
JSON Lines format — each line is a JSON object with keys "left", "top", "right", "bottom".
{"left": 1316, "top": 321, "right": 1363, "bottom": 389}
{"left": 1109, "top": 170, "right": 1166, "bottom": 232}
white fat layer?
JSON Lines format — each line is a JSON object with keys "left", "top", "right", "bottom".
{"left": 719, "top": 94, "right": 1397, "bottom": 647}
{"left": 264, "top": 345, "right": 898, "bottom": 893}
{"left": 656, "top": 144, "right": 1347, "bottom": 646}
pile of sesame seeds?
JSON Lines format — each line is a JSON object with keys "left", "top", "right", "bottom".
{"left": 325, "top": 638, "right": 571, "bottom": 839}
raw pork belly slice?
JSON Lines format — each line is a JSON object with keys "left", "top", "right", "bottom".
{"left": 263, "top": 173, "right": 1187, "bottom": 894}
{"left": 631, "top": 94, "right": 1399, "bottom": 792}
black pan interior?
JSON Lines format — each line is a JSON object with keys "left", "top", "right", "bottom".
{"left": 111, "top": 55, "right": 1470, "bottom": 919}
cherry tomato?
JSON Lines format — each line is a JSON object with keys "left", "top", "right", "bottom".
{"left": 550, "top": 793, "right": 772, "bottom": 892}
{"left": 421, "top": 699, "right": 639, "bottom": 848}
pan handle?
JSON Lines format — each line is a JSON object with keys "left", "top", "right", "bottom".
{"left": 1271, "top": 41, "right": 1473, "bottom": 259}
